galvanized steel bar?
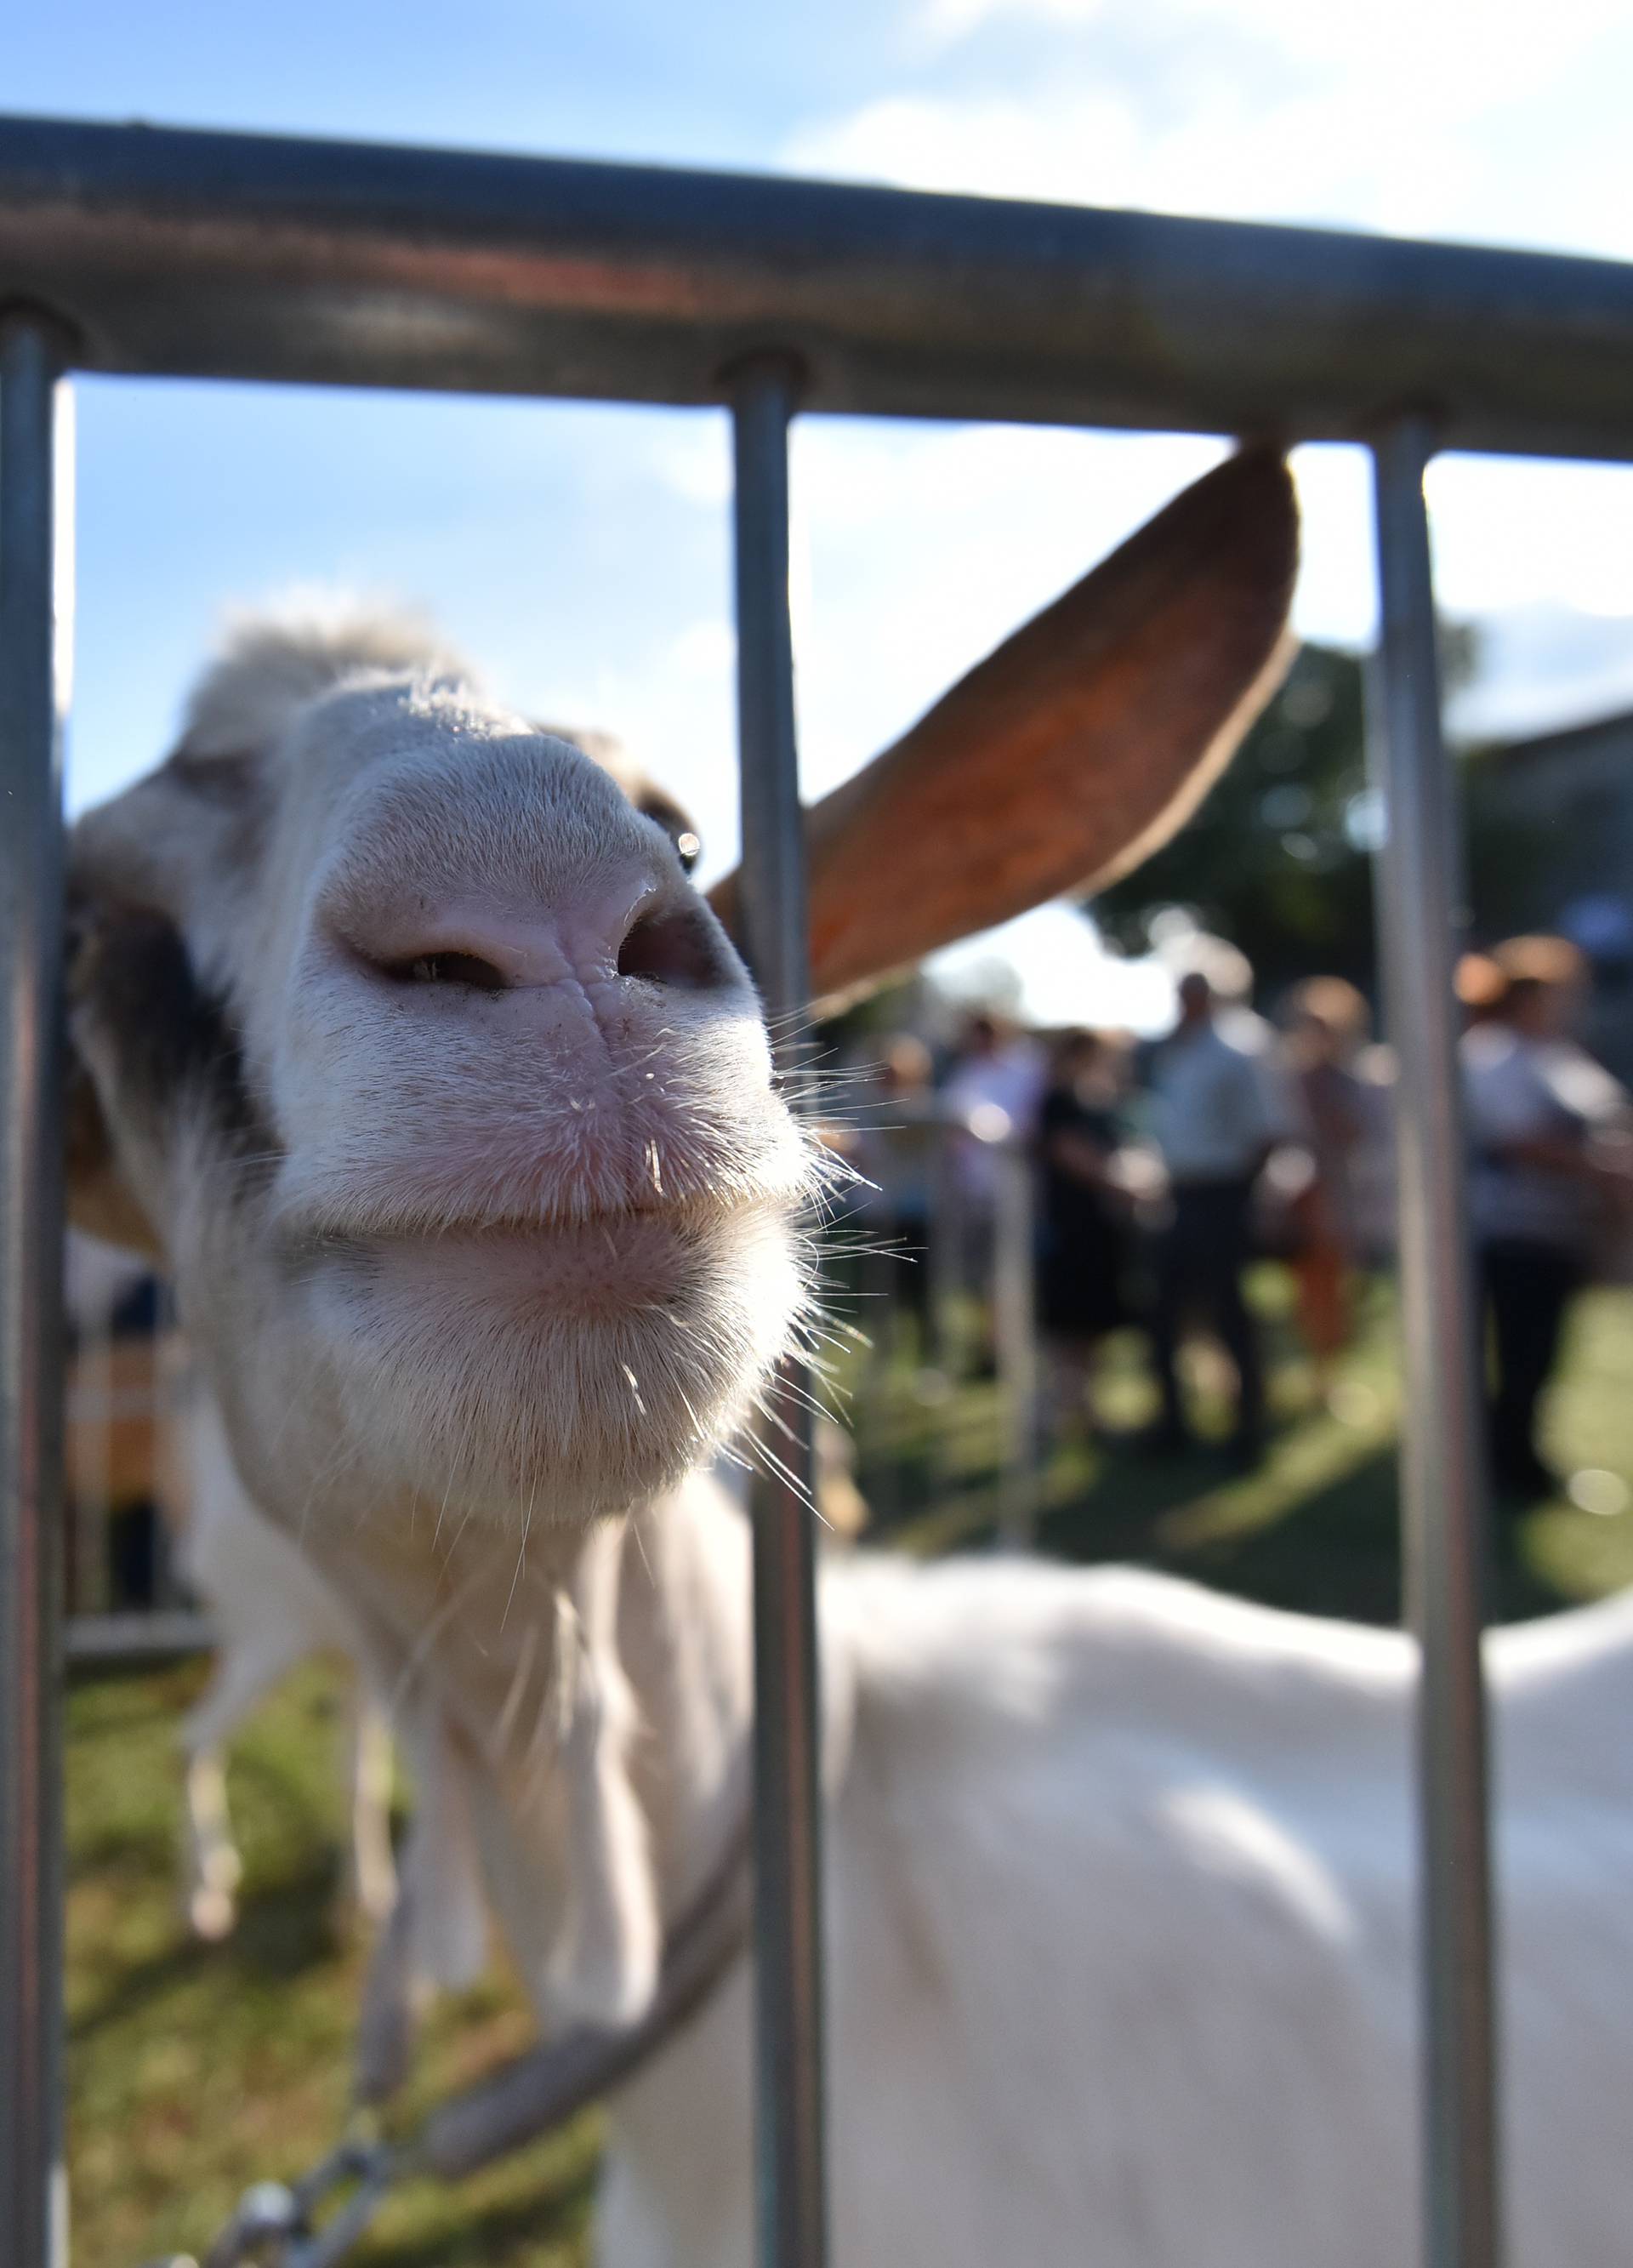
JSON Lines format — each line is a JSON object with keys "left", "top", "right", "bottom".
{"left": 993, "top": 1142, "right": 1039, "bottom": 1552}
{"left": 3, "top": 116, "right": 1633, "bottom": 457}
{"left": 1367, "top": 415, "right": 1500, "bottom": 2268}
{"left": 731, "top": 356, "right": 828, "bottom": 2268}
{"left": 0, "top": 310, "right": 72, "bottom": 2268}
{"left": 64, "top": 1610, "right": 213, "bottom": 1665}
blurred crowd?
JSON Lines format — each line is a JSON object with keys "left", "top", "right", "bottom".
{"left": 848, "top": 932, "right": 1633, "bottom": 1501}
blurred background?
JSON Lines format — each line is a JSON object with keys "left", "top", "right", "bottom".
{"left": 20, "top": 3, "right": 1633, "bottom": 2259}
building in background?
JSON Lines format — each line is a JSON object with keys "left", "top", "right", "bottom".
{"left": 1474, "top": 708, "right": 1633, "bottom": 1082}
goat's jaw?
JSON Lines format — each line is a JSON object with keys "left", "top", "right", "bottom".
{"left": 297, "top": 1195, "right": 805, "bottom": 1522}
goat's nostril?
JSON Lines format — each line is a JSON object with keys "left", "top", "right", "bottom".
{"left": 617, "top": 903, "right": 728, "bottom": 990}
{"left": 383, "top": 949, "right": 509, "bottom": 994}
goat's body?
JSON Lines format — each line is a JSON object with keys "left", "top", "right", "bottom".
{"left": 600, "top": 1551, "right": 1633, "bottom": 2268}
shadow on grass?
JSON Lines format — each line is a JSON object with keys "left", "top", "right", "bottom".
{"left": 1055, "top": 1440, "right": 1564, "bottom": 1625}
{"left": 848, "top": 1269, "right": 1632, "bottom": 1627}
{"left": 871, "top": 1417, "right": 1575, "bottom": 1631}
{"left": 70, "top": 1853, "right": 348, "bottom": 2045}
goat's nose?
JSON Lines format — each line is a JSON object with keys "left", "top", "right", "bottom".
{"left": 336, "top": 876, "right": 729, "bottom": 995}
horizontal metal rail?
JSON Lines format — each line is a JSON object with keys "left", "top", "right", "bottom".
{"left": 64, "top": 1610, "right": 213, "bottom": 1665}
{"left": 1, "top": 116, "right": 1632, "bottom": 456}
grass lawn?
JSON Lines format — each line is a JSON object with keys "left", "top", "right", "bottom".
{"left": 846, "top": 1270, "right": 1633, "bottom": 1626}
{"left": 66, "top": 1274, "right": 1633, "bottom": 2265}
{"left": 68, "top": 1654, "right": 596, "bottom": 2268}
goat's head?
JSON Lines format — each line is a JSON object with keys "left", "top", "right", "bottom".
{"left": 64, "top": 448, "right": 1298, "bottom": 1535}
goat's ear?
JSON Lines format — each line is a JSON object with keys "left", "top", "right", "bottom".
{"left": 708, "top": 447, "right": 1298, "bottom": 1002}
{"left": 66, "top": 1043, "right": 161, "bottom": 1257}
{"left": 64, "top": 919, "right": 164, "bottom": 1260}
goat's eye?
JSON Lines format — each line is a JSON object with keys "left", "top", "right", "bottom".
{"left": 635, "top": 793, "right": 702, "bottom": 875}
{"left": 392, "top": 950, "right": 507, "bottom": 992}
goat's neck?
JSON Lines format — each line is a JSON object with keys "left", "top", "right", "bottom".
{"left": 615, "top": 1476, "right": 757, "bottom": 1909}
{"left": 307, "top": 1467, "right": 756, "bottom": 2014}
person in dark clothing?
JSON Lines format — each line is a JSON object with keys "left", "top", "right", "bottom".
{"left": 1281, "top": 977, "right": 1373, "bottom": 1397}
{"left": 1463, "top": 937, "right": 1631, "bottom": 1500}
{"left": 1148, "top": 1186, "right": 1266, "bottom": 1460}
{"left": 1034, "top": 1030, "right": 1129, "bottom": 1438}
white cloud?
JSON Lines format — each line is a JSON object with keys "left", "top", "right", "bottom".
{"left": 1428, "top": 458, "right": 1633, "bottom": 622}
{"left": 1450, "top": 610, "right": 1633, "bottom": 742}
{"left": 928, "top": 903, "right": 1175, "bottom": 1031}
{"left": 778, "top": 0, "right": 1633, "bottom": 756}
{"left": 916, "top": 0, "right": 1102, "bottom": 48}
{"left": 915, "top": 0, "right": 1625, "bottom": 127}
{"left": 785, "top": 78, "right": 1630, "bottom": 254}
{"left": 787, "top": 0, "right": 1633, "bottom": 257}
{"left": 650, "top": 417, "right": 734, "bottom": 508}
{"left": 788, "top": 422, "right": 1230, "bottom": 805}
{"left": 669, "top": 618, "right": 737, "bottom": 679}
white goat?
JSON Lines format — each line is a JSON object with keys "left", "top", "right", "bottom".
{"left": 65, "top": 452, "right": 1633, "bottom": 2266}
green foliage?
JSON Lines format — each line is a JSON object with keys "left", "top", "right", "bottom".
{"left": 67, "top": 1660, "right": 595, "bottom": 2268}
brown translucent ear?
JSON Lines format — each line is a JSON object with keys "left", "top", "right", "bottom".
{"left": 709, "top": 447, "right": 1298, "bottom": 1002}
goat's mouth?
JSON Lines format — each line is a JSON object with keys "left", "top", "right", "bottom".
{"left": 286, "top": 1188, "right": 758, "bottom": 1259}
{"left": 290, "top": 1194, "right": 793, "bottom": 1326}
{"left": 359, "top": 1214, "right": 712, "bottom": 1323}
{"left": 293, "top": 1189, "right": 806, "bottom": 1515}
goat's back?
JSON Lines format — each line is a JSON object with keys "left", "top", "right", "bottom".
{"left": 606, "top": 1558, "right": 1633, "bottom": 2265}
{"left": 829, "top": 1561, "right": 1633, "bottom": 2267}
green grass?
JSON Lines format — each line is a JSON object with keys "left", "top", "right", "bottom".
{"left": 67, "top": 1276, "right": 1633, "bottom": 2264}
{"left": 844, "top": 1272, "right": 1633, "bottom": 1627}
{"left": 67, "top": 1661, "right": 596, "bottom": 2268}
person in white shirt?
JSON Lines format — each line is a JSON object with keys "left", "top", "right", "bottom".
{"left": 1463, "top": 936, "right": 1631, "bottom": 1500}
{"left": 936, "top": 1013, "right": 1047, "bottom": 1369}
{"left": 941, "top": 1012, "right": 1047, "bottom": 1205}
{"left": 1146, "top": 972, "right": 1281, "bottom": 1463}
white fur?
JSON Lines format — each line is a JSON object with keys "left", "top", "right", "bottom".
{"left": 177, "top": 1393, "right": 492, "bottom": 1984}
{"left": 588, "top": 1491, "right": 1633, "bottom": 2268}
{"left": 69, "top": 608, "right": 1633, "bottom": 2267}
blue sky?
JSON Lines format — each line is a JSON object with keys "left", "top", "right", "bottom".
{"left": 14, "top": 0, "right": 1633, "bottom": 1021}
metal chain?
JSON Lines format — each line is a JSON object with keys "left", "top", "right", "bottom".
{"left": 133, "top": 1823, "right": 753, "bottom": 2268}
{"left": 138, "top": 2123, "right": 399, "bottom": 2268}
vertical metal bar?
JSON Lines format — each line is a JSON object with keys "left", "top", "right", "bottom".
{"left": 729, "top": 355, "right": 828, "bottom": 2268}
{"left": 993, "top": 1141, "right": 1038, "bottom": 1551}
{"left": 1367, "top": 414, "right": 1499, "bottom": 2268}
{"left": 0, "top": 311, "right": 74, "bottom": 2268}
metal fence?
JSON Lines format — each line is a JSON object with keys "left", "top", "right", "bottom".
{"left": 7, "top": 110, "right": 1633, "bottom": 2268}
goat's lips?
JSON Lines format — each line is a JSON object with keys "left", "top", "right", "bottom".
{"left": 330, "top": 1211, "right": 708, "bottom": 1323}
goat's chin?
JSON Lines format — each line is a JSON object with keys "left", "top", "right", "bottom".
{"left": 307, "top": 1206, "right": 803, "bottom": 1520}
